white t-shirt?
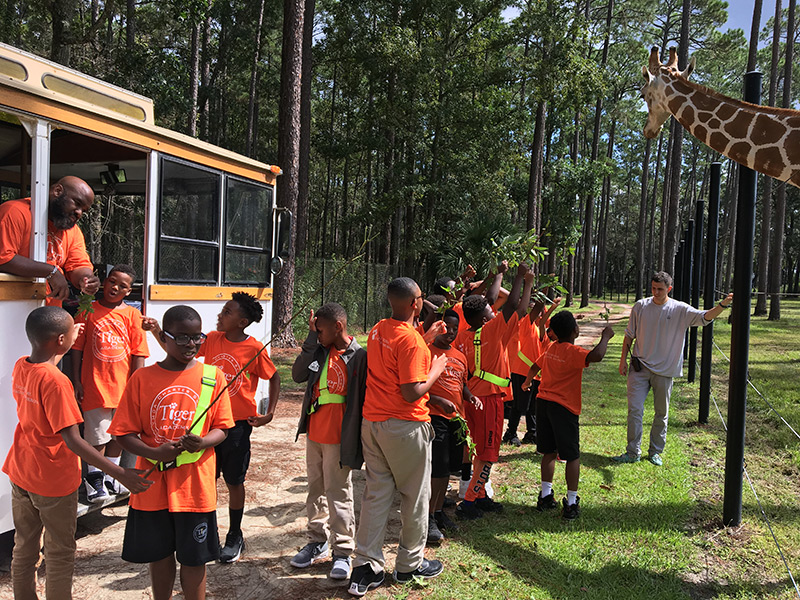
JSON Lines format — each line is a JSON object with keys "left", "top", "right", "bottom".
{"left": 626, "top": 297, "right": 711, "bottom": 378}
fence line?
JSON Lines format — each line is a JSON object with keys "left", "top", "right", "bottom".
{"left": 703, "top": 368, "right": 800, "bottom": 599}
{"left": 709, "top": 340, "right": 800, "bottom": 443}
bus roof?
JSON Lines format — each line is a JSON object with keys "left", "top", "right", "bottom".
{"left": 0, "top": 42, "right": 280, "bottom": 184}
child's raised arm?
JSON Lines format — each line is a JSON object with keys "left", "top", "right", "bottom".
{"left": 587, "top": 326, "right": 615, "bottom": 364}
{"left": 501, "top": 263, "right": 528, "bottom": 321}
{"left": 141, "top": 316, "right": 167, "bottom": 352}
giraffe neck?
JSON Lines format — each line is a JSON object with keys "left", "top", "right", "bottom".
{"left": 661, "top": 71, "right": 800, "bottom": 188}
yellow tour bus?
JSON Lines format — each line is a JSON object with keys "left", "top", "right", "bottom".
{"left": 0, "top": 42, "right": 290, "bottom": 530}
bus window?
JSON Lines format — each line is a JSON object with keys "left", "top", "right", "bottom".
{"left": 224, "top": 177, "right": 272, "bottom": 286}
{"left": 158, "top": 158, "right": 220, "bottom": 283}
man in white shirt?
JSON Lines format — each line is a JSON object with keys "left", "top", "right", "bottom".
{"left": 613, "top": 272, "right": 732, "bottom": 466}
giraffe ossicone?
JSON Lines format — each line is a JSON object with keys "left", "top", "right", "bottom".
{"left": 641, "top": 46, "right": 800, "bottom": 189}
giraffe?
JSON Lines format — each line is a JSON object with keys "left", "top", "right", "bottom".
{"left": 641, "top": 46, "right": 800, "bottom": 189}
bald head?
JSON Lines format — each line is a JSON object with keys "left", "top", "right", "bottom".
{"left": 387, "top": 277, "right": 422, "bottom": 320}
{"left": 26, "top": 306, "right": 73, "bottom": 345}
{"left": 49, "top": 176, "right": 94, "bottom": 230}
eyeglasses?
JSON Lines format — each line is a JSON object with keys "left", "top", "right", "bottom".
{"left": 163, "top": 331, "right": 207, "bottom": 346}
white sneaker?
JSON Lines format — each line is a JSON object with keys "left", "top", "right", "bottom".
{"left": 485, "top": 479, "right": 494, "bottom": 499}
{"left": 330, "top": 555, "right": 352, "bottom": 580}
{"left": 458, "top": 479, "right": 470, "bottom": 499}
{"left": 105, "top": 475, "right": 129, "bottom": 495}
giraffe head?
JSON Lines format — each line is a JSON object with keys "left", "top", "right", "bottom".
{"left": 641, "top": 46, "right": 695, "bottom": 138}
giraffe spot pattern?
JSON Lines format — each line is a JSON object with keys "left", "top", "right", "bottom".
{"left": 752, "top": 114, "right": 787, "bottom": 145}
{"left": 754, "top": 147, "right": 785, "bottom": 178}
{"left": 715, "top": 103, "right": 737, "bottom": 121}
{"left": 692, "top": 92, "right": 717, "bottom": 112}
{"left": 709, "top": 132, "right": 730, "bottom": 153}
{"left": 708, "top": 118, "right": 721, "bottom": 129}
{"left": 724, "top": 112, "right": 753, "bottom": 136}
{"left": 693, "top": 124, "right": 708, "bottom": 141}
{"left": 729, "top": 141, "right": 753, "bottom": 166}
{"left": 697, "top": 111, "right": 713, "bottom": 123}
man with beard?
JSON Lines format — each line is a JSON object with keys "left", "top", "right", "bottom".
{"left": 0, "top": 176, "right": 100, "bottom": 306}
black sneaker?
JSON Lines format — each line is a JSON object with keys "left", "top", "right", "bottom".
{"left": 521, "top": 431, "right": 537, "bottom": 444}
{"left": 219, "top": 532, "right": 244, "bottom": 563}
{"left": 393, "top": 558, "right": 444, "bottom": 583}
{"left": 348, "top": 564, "right": 385, "bottom": 597}
{"left": 562, "top": 496, "right": 581, "bottom": 520}
{"left": 84, "top": 471, "right": 108, "bottom": 504}
{"left": 290, "top": 541, "right": 329, "bottom": 568}
{"left": 536, "top": 491, "right": 558, "bottom": 512}
{"left": 475, "top": 497, "right": 504, "bottom": 513}
{"left": 455, "top": 501, "right": 483, "bottom": 520}
{"left": 426, "top": 515, "right": 444, "bottom": 545}
{"left": 442, "top": 496, "right": 456, "bottom": 508}
{"left": 434, "top": 510, "right": 459, "bottom": 533}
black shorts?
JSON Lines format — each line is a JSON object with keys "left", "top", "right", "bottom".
{"left": 535, "top": 397, "right": 580, "bottom": 461}
{"left": 122, "top": 508, "right": 219, "bottom": 566}
{"left": 430, "top": 415, "right": 464, "bottom": 478}
{"left": 510, "top": 373, "right": 533, "bottom": 412}
{"left": 215, "top": 420, "right": 252, "bottom": 485}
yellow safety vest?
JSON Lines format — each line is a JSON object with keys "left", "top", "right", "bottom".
{"left": 307, "top": 350, "right": 346, "bottom": 415}
{"left": 147, "top": 363, "right": 216, "bottom": 471}
{"left": 473, "top": 327, "right": 511, "bottom": 387}
{"left": 517, "top": 349, "right": 534, "bottom": 368}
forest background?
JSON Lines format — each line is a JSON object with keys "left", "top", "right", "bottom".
{"left": 1, "top": 0, "right": 799, "bottom": 343}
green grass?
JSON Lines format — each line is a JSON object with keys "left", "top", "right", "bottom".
{"left": 361, "top": 298, "right": 800, "bottom": 600}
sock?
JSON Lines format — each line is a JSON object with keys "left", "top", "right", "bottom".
{"left": 106, "top": 456, "right": 121, "bottom": 467}
{"left": 87, "top": 465, "right": 100, "bottom": 474}
{"left": 461, "top": 463, "right": 471, "bottom": 481}
{"left": 566, "top": 490, "right": 578, "bottom": 505}
{"left": 541, "top": 481, "right": 553, "bottom": 497}
{"left": 229, "top": 507, "right": 244, "bottom": 535}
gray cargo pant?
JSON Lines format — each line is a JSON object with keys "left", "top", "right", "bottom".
{"left": 626, "top": 365, "right": 673, "bottom": 457}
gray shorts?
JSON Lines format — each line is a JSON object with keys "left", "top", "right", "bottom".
{"left": 83, "top": 407, "right": 114, "bottom": 446}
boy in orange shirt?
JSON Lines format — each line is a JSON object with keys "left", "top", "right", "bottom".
{"left": 109, "top": 305, "right": 235, "bottom": 600}
{"left": 291, "top": 302, "right": 367, "bottom": 580}
{"left": 144, "top": 293, "right": 280, "bottom": 563}
{"left": 3, "top": 306, "right": 150, "bottom": 600}
{"left": 348, "top": 277, "right": 447, "bottom": 597}
{"left": 523, "top": 310, "right": 613, "bottom": 519}
{"left": 70, "top": 264, "right": 150, "bottom": 503}
{"left": 427, "top": 308, "right": 480, "bottom": 542}
{"left": 453, "top": 261, "right": 530, "bottom": 519}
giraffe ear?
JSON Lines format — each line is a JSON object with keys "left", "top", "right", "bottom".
{"left": 648, "top": 46, "right": 660, "bottom": 74}
{"left": 682, "top": 56, "right": 696, "bottom": 79}
{"left": 642, "top": 65, "right": 651, "bottom": 82}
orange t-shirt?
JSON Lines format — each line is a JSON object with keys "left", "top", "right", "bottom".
{"left": 428, "top": 344, "right": 469, "bottom": 419}
{"left": 452, "top": 302, "right": 469, "bottom": 332}
{"left": 363, "top": 319, "right": 431, "bottom": 423}
{"left": 2, "top": 359, "right": 83, "bottom": 497}
{"left": 108, "top": 362, "right": 234, "bottom": 512}
{"left": 73, "top": 302, "right": 150, "bottom": 411}
{"left": 454, "top": 312, "right": 519, "bottom": 398}
{"left": 535, "top": 342, "right": 591, "bottom": 415}
{"left": 307, "top": 346, "right": 348, "bottom": 444}
{"left": 0, "top": 198, "right": 93, "bottom": 306}
{"left": 196, "top": 331, "right": 277, "bottom": 421}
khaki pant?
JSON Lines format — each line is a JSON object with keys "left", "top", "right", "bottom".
{"left": 11, "top": 483, "right": 78, "bottom": 600}
{"left": 354, "top": 418, "right": 433, "bottom": 573}
{"left": 305, "top": 439, "right": 355, "bottom": 556}
{"left": 626, "top": 366, "right": 674, "bottom": 457}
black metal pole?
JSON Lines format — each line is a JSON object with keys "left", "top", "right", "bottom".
{"left": 724, "top": 72, "right": 761, "bottom": 527}
{"left": 688, "top": 202, "right": 704, "bottom": 382}
{"left": 699, "top": 164, "right": 721, "bottom": 424}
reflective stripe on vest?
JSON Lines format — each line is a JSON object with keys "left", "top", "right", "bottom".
{"left": 517, "top": 349, "right": 534, "bottom": 368}
{"left": 308, "top": 350, "right": 346, "bottom": 415}
{"left": 147, "top": 363, "right": 216, "bottom": 471}
{"left": 473, "top": 327, "right": 511, "bottom": 387}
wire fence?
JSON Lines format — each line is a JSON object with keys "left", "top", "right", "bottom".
{"left": 700, "top": 353, "right": 800, "bottom": 598}
{"left": 294, "top": 258, "right": 400, "bottom": 333}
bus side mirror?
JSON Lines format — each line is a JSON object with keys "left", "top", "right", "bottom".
{"left": 271, "top": 208, "right": 292, "bottom": 275}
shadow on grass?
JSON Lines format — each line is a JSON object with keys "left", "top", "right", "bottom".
{"left": 500, "top": 450, "right": 619, "bottom": 485}
{"left": 452, "top": 503, "right": 794, "bottom": 599}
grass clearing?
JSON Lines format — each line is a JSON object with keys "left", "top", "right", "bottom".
{"left": 362, "top": 299, "right": 800, "bottom": 600}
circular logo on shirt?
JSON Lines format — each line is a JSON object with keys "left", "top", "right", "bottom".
{"left": 150, "top": 386, "right": 199, "bottom": 444}
{"left": 46, "top": 232, "right": 64, "bottom": 266}
{"left": 91, "top": 317, "right": 131, "bottom": 362}
{"left": 211, "top": 353, "right": 243, "bottom": 397}
{"left": 193, "top": 522, "right": 208, "bottom": 543}
{"left": 325, "top": 355, "right": 347, "bottom": 396}
{"left": 438, "top": 356, "right": 465, "bottom": 393}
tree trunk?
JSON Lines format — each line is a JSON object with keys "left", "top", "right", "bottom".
{"left": 187, "top": 20, "right": 201, "bottom": 136}
{"left": 296, "top": 0, "right": 315, "bottom": 263}
{"left": 526, "top": 100, "right": 547, "bottom": 235}
{"left": 126, "top": 0, "right": 135, "bottom": 54}
{"left": 747, "top": 0, "right": 764, "bottom": 71}
{"left": 246, "top": 0, "right": 266, "bottom": 157}
{"left": 50, "top": 0, "right": 77, "bottom": 66}
{"left": 769, "top": 0, "right": 795, "bottom": 320}
{"left": 663, "top": 1, "right": 691, "bottom": 275}
{"left": 199, "top": 0, "right": 213, "bottom": 139}
{"left": 272, "top": 0, "right": 305, "bottom": 347}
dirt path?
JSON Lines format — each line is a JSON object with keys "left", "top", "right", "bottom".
{"left": 0, "top": 306, "right": 633, "bottom": 600}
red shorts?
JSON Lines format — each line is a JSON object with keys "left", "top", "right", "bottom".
{"left": 465, "top": 393, "right": 504, "bottom": 462}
